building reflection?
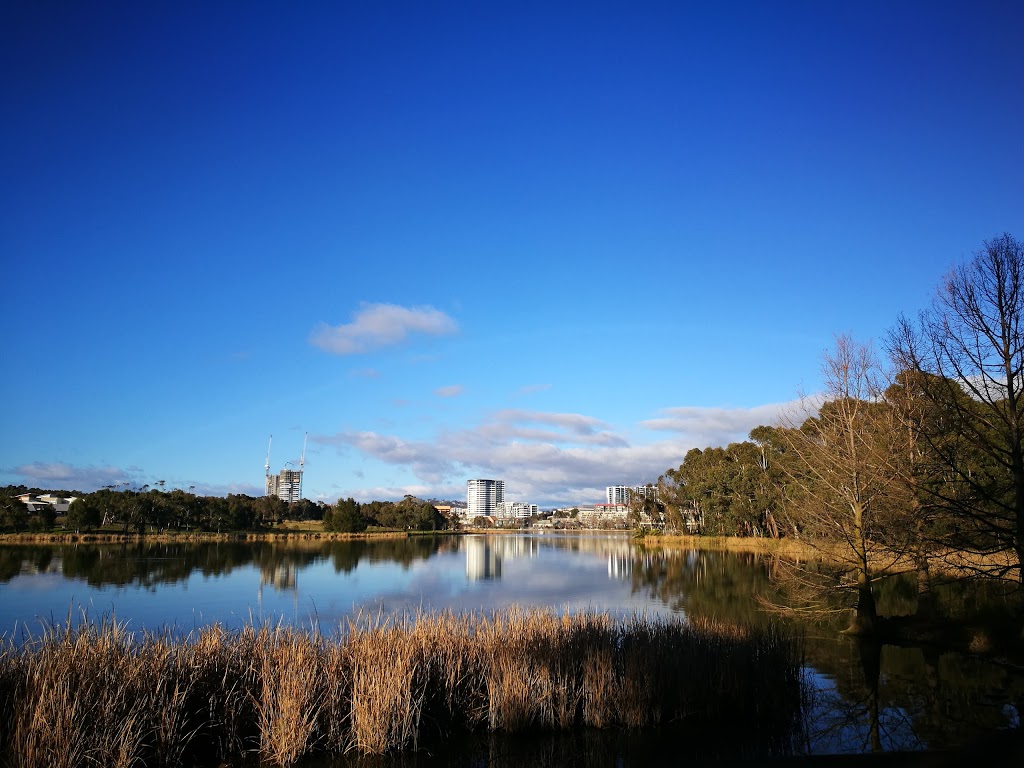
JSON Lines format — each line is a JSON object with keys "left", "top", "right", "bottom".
{"left": 260, "top": 561, "right": 297, "bottom": 591}
{"left": 257, "top": 560, "right": 298, "bottom": 616}
{"left": 464, "top": 536, "right": 541, "bottom": 581}
{"left": 607, "top": 552, "right": 631, "bottom": 579}
{"left": 462, "top": 534, "right": 643, "bottom": 582}
{"left": 466, "top": 539, "right": 501, "bottom": 580}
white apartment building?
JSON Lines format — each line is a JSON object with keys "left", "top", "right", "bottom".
{"left": 579, "top": 504, "right": 629, "bottom": 526}
{"left": 495, "top": 501, "right": 532, "bottom": 520}
{"left": 606, "top": 485, "right": 630, "bottom": 505}
{"left": 467, "top": 478, "right": 504, "bottom": 517}
{"left": 606, "top": 484, "right": 659, "bottom": 505}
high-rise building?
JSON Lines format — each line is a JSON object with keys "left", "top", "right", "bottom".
{"left": 264, "top": 433, "right": 306, "bottom": 503}
{"left": 606, "top": 485, "right": 630, "bottom": 505}
{"left": 606, "top": 484, "right": 658, "bottom": 505}
{"left": 266, "top": 469, "right": 303, "bottom": 503}
{"left": 467, "top": 478, "right": 504, "bottom": 517}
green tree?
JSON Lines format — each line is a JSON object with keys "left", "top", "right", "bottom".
{"left": 29, "top": 504, "right": 57, "bottom": 532}
{"left": 288, "top": 498, "right": 321, "bottom": 521}
{"left": 225, "top": 495, "right": 260, "bottom": 530}
{"left": 324, "top": 497, "right": 367, "bottom": 533}
{"left": 0, "top": 496, "right": 29, "bottom": 532}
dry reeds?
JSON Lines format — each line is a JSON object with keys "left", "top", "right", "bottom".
{"left": 0, "top": 609, "right": 804, "bottom": 766}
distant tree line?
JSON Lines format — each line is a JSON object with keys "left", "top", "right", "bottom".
{"left": 0, "top": 484, "right": 326, "bottom": 535}
{"left": 61, "top": 486, "right": 331, "bottom": 534}
{"left": 1, "top": 483, "right": 451, "bottom": 536}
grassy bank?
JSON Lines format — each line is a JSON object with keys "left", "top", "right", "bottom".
{"left": 0, "top": 610, "right": 804, "bottom": 767}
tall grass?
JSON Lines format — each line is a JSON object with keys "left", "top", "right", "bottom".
{"left": 0, "top": 610, "right": 804, "bottom": 766}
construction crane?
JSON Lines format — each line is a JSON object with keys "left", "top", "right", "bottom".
{"left": 265, "top": 435, "right": 273, "bottom": 482}
{"left": 298, "top": 432, "right": 308, "bottom": 499}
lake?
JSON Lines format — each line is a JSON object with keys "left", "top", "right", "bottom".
{"left": 1, "top": 532, "right": 1021, "bottom": 763}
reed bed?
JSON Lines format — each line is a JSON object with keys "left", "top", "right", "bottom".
{"left": 0, "top": 610, "right": 804, "bottom": 767}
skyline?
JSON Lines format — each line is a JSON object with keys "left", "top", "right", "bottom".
{"left": 3, "top": 2, "right": 1023, "bottom": 507}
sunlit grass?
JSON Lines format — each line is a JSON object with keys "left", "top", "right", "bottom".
{"left": 0, "top": 610, "right": 804, "bottom": 766}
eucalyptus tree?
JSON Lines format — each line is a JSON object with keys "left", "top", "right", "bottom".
{"left": 659, "top": 441, "right": 787, "bottom": 537}
{"left": 324, "top": 497, "right": 367, "bottom": 532}
{"left": 889, "top": 233, "right": 1024, "bottom": 582}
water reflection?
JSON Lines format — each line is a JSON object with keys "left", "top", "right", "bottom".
{"left": 465, "top": 538, "right": 501, "bottom": 581}
{"left": 464, "top": 535, "right": 545, "bottom": 580}
{"left": 0, "top": 534, "right": 658, "bottom": 635}
{"left": 626, "top": 545, "right": 1024, "bottom": 754}
{"left": 0, "top": 535, "right": 1020, "bottom": 758}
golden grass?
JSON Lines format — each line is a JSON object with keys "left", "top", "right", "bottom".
{"left": 0, "top": 610, "right": 803, "bottom": 766}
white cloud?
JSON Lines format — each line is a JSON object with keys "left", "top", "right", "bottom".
{"left": 434, "top": 384, "right": 464, "bottom": 398}
{"left": 314, "top": 431, "right": 457, "bottom": 485}
{"left": 479, "top": 410, "right": 627, "bottom": 447}
{"left": 341, "top": 483, "right": 461, "bottom": 502}
{"left": 641, "top": 401, "right": 800, "bottom": 447}
{"left": 513, "top": 383, "right": 552, "bottom": 397}
{"left": 11, "top": 462, "right": 144, "bottom": 492}
{"left": 189, "top": 481, "right": 265, "bottom": 497}
{"left": 313, "top": 408, "right": 692, "bottom": 505}
{"left": 8, "top": 462, "right": 268, "bottom": 498}
{"left": 310, "top": 303, "right": 458, "bottom": 355}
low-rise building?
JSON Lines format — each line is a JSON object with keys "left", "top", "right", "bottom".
{"left": 16, "top": 493, "right": 77, "bottom": 514}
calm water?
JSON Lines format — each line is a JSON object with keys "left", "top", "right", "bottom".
{"left": 0, "top": 533, "right": 657, "bottom": 634}
{"left": 0, "top": 532, "right": 1021, "bottom": 761}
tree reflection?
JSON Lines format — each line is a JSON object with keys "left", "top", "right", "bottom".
{"left": 627, "top": 546, "right": 1024, "bottom": 755}
{"left": 0, "top": 537, "right": 452, "bottom": 589}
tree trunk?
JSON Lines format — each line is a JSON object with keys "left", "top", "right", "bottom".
{"left": 847, "top": 569, "right": 879, "bottom": 635}
{"left": 915, "top": 550, "right": 937, "bottom": 621}
{"left": 847, "top": 501, "right": 878, "bottom": 635}
{"left": 1015, "top": 455, "right": 1024, "bottom": 584}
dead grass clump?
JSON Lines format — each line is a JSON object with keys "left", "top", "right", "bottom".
{"left": 8, "top": 618, "right": 150, "bottom": 768}
{"left": 346, "top": 618, "right": 426, "bottom": 754}
{"left": 253, "top": 626, "right": 325, "bottom": 766}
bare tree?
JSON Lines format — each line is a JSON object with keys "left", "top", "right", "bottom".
{"left": 889, "top": 233, "right": 1024, "bottom": 582}
{"left": 777, "top": 336, "right": 908, "bottom": 635}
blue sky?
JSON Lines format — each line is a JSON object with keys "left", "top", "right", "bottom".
{"left": 2, "top": 1, "right": 1022, "bottom": 507}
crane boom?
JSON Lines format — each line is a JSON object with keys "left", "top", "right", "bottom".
{"left": 300, "top": 432, "right": 308, "bottom": 471}
{"left": 265, "top": 435, "right": 272, "bottom": 478}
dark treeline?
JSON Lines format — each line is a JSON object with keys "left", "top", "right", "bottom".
{"left": 62, "top": 487, "right": 321, "bottom": 534}
{"left": 322, "top": 495, "right": 449, "bottom": 532}
{"left": 1, "top": 484, "right": 452, "bottom": 536}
